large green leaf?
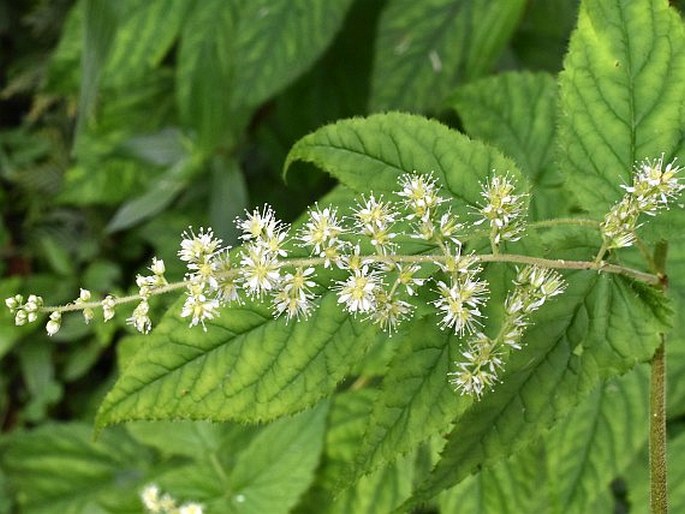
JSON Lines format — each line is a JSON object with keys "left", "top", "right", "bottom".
{"left": 285, "top": 112, "right": 524, "bottom": 209}
{"left": 104, "top": 0, "right": 192, "bottom": 85}
{"left": 0, "top": 424, "right": 154, "bottom": 514}
{"left": 625, "top": 427, "right": 685, "bottom": 513}
{"left": 352, "top": 317, "right": 463, "bottom": 480}
{"left": 557, "top": 0, "right": 685, "bottom": 213}
{"left": 295, "top": 390, "right": 415, "bottom": 513}
{"left": 96, "top": 290, "right": 382, "bottom": 427}
{"left": 232, "top": 0, "right": 355, "bottom": 109}
{"left": 543, "top": 365, "right": 650, "bottom": 513}
{"left": 449, "top": 72, "right": 570, "bottom": 220}
{"left": 369, "top": 0, "right": 526, "bottom": 112}
{"left": 176, "top": 0, "right": 237, "bottom": 153}
{"left": 406, "top": 271, "right": 671, "bottom": 505}
{"left": 436, "top": 365, "right": 650, "bottom": 514}
{"left": 224, "top": 403, "right": 328, "bottom": 514}
{"left": 77, "top": 0, "right": 118, "bottom": 138}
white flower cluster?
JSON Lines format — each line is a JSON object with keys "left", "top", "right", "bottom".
{"left": 448, "top": 265, "right": 566, "bottom": 398}
{"left": 1, "top": 170, "right": 534, "bottom": 343}
{"left": 5, "top": 294, "right": 43, "bottom": 327}
{"left": 474, "top": 174, "right": 527, "bottom": 250}
{"left": 141, "top": 484, "right": 203, "bottom": 514}
{"left": 601, "top": 154, "right": 684, "bottom": 250}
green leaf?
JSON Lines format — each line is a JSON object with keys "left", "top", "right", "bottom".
{"left": 104, "top": 0, "right": 192, "bottom": 85}
{"left": 209, "top": 155, "right": 249, "bottom": 244}
{"left": 176, "top": 0, "right": 237, "bottom": 153}
{"left": 369, "top": 0, "right": 526, "bottom": 112}
{"left": 0, "top": 424, "right": 154, "bottom": 514}
{"left": 77, "top": 0, "right": 118, "bottom": 138}
{"left": 105, "top": 157, "right": 198, "bottom": 233}
{"left": 353, "top": 317, "right": 462, "bottom": 480}
{"left": 406, "top": 272, "right": 671, "bottom": 506}
{"left": 625, "top": 427, "right": 685, "bottom": 513}
{"left": 437, "top": 443, "right": 548, "bottom": 514}
{"left": 226, "top": 403, "right": 328, "bottom": 514}
{"left": 296, "top": 390, "right": 415, "bottom": 513}
{"left": 96, "top": 287, "right": 384, "bottom": 428}
{"left": 285, "top": 112, "right": 524, "bottom": 208}
{"left": 543, "top": 365, "right": 650, "bottom": 513}
{"left": 557, "top": 0, "right": 685, "bottom": 213}
{"left": 232, "top": 0, "right": 355, "bottom": 109}
{"left": 449, "top": 72, "right": 571, "bottom": 220}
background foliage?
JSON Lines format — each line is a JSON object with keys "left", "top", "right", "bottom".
{"left": 1, "top": 0, "right": 685, "bottom": 512}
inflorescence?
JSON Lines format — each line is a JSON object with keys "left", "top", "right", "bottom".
{"left": 5, "top": 157, "right": 683, "bottom": 399}
{"left": 141, "top": 484, "right": 203, "bottom": 514}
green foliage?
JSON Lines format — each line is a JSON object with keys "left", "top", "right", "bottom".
{"left": 2, "top": 0, "right": 685, "bottom": 513}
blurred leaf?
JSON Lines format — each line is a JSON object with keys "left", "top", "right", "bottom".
{"left": 116, "top": 127, "right": 188, "bottom": 167}
{"left": 17, "top": 340, "right": 63, "bottom": 423}
{"left": 176, "top": 0, "right": 237, "bottom": 153}
{"left": 209, "top": 155, "right": 249, "bottom": 244}
{"left": 370, "top": 0, "right": 526, "bottom": 112}
{"left": 106, "top": 156, "right": 200, "bottom": 233}
{"left": 0, "top": 424, "right": 154, "bottom": 514}
{"left": 104, "top": 0, "right": 192, "bottom": 85}
{"left": 231, "top": 0, "right": 355, "bottom": 109}
{"left": 76, "top": 0, "right": 118, "bottom": 139}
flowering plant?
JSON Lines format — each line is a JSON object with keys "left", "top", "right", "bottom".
{"left": 1, "top": 0, "right": 684, "bottom": 513}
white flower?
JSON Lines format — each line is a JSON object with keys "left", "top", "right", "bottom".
{"left": 181, "top": 283, "right": 220, "bottom": 331}
{"left": 179, "top": 503, "right": 204, "bottom": 514}
{"left": 272, "top": 267, "right": 317, "bottom": 321}
{"left": 299, "top": 204, "right": 345, "bottom": 255}
{"left": 448, "top": 333, "right": 502, "bottom": 398}
{"left": 475, "top": 173, "right": 527, "bottom": 246}
{"left": 76, "top": 288, "right": 94, "bottom": 324}
{"left": 369, "top": 289, "right": 413, "bottom": 334}
{"left": 179, "top": 227, "right": 222, "bottom": 264}
{"left": 141, "top": 484, "right": 161, "bottom": 512}
{"left": 336, "top": 266, "right": 379, "bottom": 314}
{"left": 213, "top": 250, "right": 241, "bottom": 304}
{"left": 396, "top": 172, "right": 446, "bottom": 220}
{"left": 128, "top": 300, "right": 152, "bottom": 334}
{"left": 239, "top": 244, "right": 281, "bottom": 297}
{"left": 150, "top": 257, "right": 166, "bottom": 276}
{"left": 236, "top": 204, "right": 279, "bottom": 242}
{"left": 102, "top": 295, "right": 116, "bottom": 322}
{"left": 396, "top": 264, "right": 425, "bottom": 296}
{"left": 46, "top": 311, "right": 62, "bottom": 336}
{"left": 433, "top": 276, "right": 488, "bottom": 336}
{"left": 5, "top": 294, "right": 22, "bottom": 312}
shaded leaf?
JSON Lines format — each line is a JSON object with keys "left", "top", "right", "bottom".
{"left": 449, "top": 72, "right": 570, "bottom": 219}
{"left": 370, "top": 0, "right": 526, "bottom": 112}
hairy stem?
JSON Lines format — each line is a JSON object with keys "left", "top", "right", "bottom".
{"left": 650, "top": 337, "right": 668, "bottom": 514}
{"left": 650, "top": 240, "right": 669, "bottom": 514}
{"left": 38, "top": 252, "right": 661, "bottom": 314}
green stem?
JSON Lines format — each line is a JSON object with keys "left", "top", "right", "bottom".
{"left": 527, "top": 217, "right": 601, "bottom": 230}
{"left": 650, "top": 240, "right": 669, "bottom": 514}
{"left": 38, "top": 252, "right": 661, "bottom": 313}
{"left": 650, "top": 337, "right": 668, "bottom": 514}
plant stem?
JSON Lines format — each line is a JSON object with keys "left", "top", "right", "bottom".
{"left": 650, "top": 240, "right": 669, "bottom": 514}
{"left": 650, "top": 336, "right": 668, "bottom": 514}
{"left": 37, "top": 252, "right": 661, "bottom": 314}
